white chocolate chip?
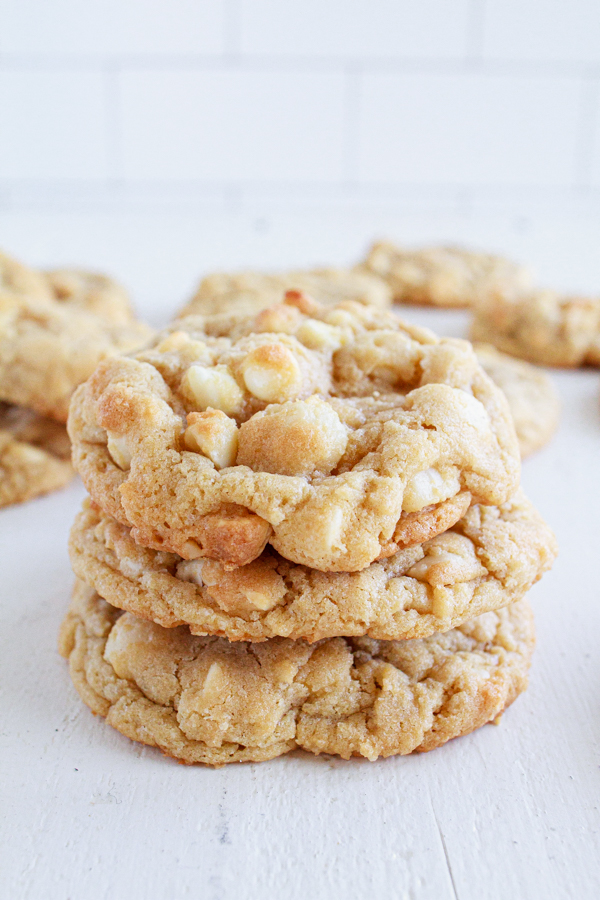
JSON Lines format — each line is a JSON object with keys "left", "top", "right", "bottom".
{"left": 182, "top": 364, "right": 243, "bottom": 415}
{"left": 176, "top": 558, "right": 206, "bottom": 585}
{"left": 457, "top": 392, "right": 491, "bottom": 429}
{"left": 155, "top": 331, "right": 192, "bottom": 353}
{"left": 323, "top": 506, "right": 345, "bottom": 552}
{"left": 241, "top": 586, "right": 286, "bottom": 611}
{"left": 296, "top": 320, "right": 345, "bottom": 351}
{"left": 184, "top": 409, "right": 239, "bottom": 469}
{"left": 242, "top": 344, "right": 302, "bottom": 403}
{"left": 107, "top": 433, "right": 132, "bottom": 471}
{"left": 402, "top": 467, "right": 460, "bottom": 513}
{"left": 201, "top": 662, "right": 229, "bottom": 702}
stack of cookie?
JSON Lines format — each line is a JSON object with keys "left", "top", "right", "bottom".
{"left": 61, "top": 294, "right": 557, "bottom": 765}
{"left": 0, "top": 250, "right": 152, "bottom": 508}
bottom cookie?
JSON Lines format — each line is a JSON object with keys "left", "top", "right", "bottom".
{"left": 59, "top": 581, "right": 535, "bottom": 766}
{"left": 0, "top": 403, "right": 73, "bottom": 507}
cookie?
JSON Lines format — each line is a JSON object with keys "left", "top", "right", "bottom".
{"left": 59, "top": 580, "right": 535, "bottom": 765}
{"left": 470, "top": 285, "right": 600, "bottom": 367}
{"left": 68, "top": 296, "right": 520, "bottom": 572}
{"left": 0, "top": 403, "right": 73, "bottom": 507}
{"left": 362, "top": 242, "right": 531, "bottom": 308}
{"left": 0, "top": 249, "right": 53, "bottom": 301}
{"left": 474, "top": 344, "right": 560, "bottom": 458}
{"left": 177, "top": 268, "right": 392, "bottom": 318}
{"left": 0, "top": 292, "right": 152, "bottom": 422}
{"left": 70, "top": 490, "right": 556, "bottom": 643}
{"left": 44, "top": 268, "right": 134, "bottom": 325}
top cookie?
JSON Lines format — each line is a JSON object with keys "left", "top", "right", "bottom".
{"left": 0, "top": 292, "right": 152, "bottom": 422}
{"left": 69, "top": 295, "right": 520, "bottom": 573}
{"left": 177, "top": 268, "right": 393, "bottom": 318}
{"left": 362, "top": 242, "right": 531, "bottom": 308}
{"left": 474, "top": 344, "right": 560, "bottom": 458}
{"left": 470, "top": 283, "right": 600, "bottom": 367}
{"left": 44, "top": 268, "right": 134, "bottom": 325}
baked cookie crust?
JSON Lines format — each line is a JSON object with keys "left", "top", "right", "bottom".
{"left": 474, "top": 343, "right": 560, "bottom": 458}
{"left": 69, "top": 491, "right": 556, "bottom": 643}
{"left": 177, "top": 268, "right": 392, "bottom": 318}
{"left": 68, "top": 297, "right": 520, "bottom": 572}
{"left": 59, "top": 581, "right": 535, "bottom": 766}
{"left": 362, "top": 242, "right": 531, "bottom": 308}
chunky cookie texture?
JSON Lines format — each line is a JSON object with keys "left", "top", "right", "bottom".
{"left": 474, "top": 344, "right": 560, "bottom": 458}
{"left": 0, "top": 293, "right": 152, "bottom": 422}
{"left": 69, "top": 297, "right": 520, "bottom": 572}
{"left": 0, "top": 403, "right": 73, "bottom": 507}
{"left": 362, "top": 242, "right": 531, "bottom": 308}
{"left": 70, "top": 490, "right": 555, "bottom": 642}
{"left": 470, "top": 285, "right": 600, "bottom": 367}
{"left": 177, "top": 267, "right": 392, "bottom": 318}
{"left": 59, "top": 581, "right": 535, "bottom": 766}
{"left": 44, "top": 268, "right": 134, "bottom": 325}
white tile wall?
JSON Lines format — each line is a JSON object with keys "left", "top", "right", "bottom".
{"left": 483, "top": 0, "right": 600, "bottom": 65}
{"left": 118, "top": 69, "right": 346, "bottom": 182}
{"left": 238, "top": 0, "right": 472, "bottom": 60}
{"left": 0, "top": 0, "right": 599, "bottom": 211}
{"left": 0, "top": 70, "right": 108, "bottom": 179}
{"left": 0, "top": 0, "right": 227, "bottom": 57}
{"left": 357, "top": 72, "right": 582, "bottom": 186}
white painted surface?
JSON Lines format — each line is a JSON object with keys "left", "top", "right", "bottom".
{"left": 0, "top": 209, "right": 599, "bottom": 899}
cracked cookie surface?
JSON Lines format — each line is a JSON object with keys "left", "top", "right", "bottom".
{"left": 0, "top": 403, "right": 73, "bottom": 506}
{"left": 59, "top": 581, "right": 535, "bottom": 766}
{"left": 70, "top": 490, "right": 555, "bottom": 643}
{"left": 362, "top": 242, "right": 531, "bottom": 308}
{"left": 69, "top": 297, "right": 520, "bottom": 572}
{"left": 177, "top": 268, "right": 392, "bottom": 318}
{"left": 474, "top": 344, "right": 560, "bottom": 458}
{"left": 470, "top": 284, "right": 600, "bottom": 367}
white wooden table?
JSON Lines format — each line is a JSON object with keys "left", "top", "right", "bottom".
{"left": 1, "top": 210, "right": 599, "bottom": 899}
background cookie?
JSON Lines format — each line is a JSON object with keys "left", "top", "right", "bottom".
{"left": 361, "top": 242, "right": 531, "bottom": 308}
{"left": 68, "top": 297, "right": 520, "bottom": 572}
{"left": 474, "top": 343, "right": 560, "bottom": 458}
{"left": 59, "top": 581, "right": 535, "bottom": 766}
{"left": 470, "top": 285, "right": 600, "bottom": 367}
{"left": 44, "top": 268, "right": 135, "bottom": 325}
{"left": 0, "top": 293, "right": 152, "bottom": 422}
{"left": 0, "top": 403, "right": 73, "bottom": 507}
{"left": 177, "top": 267, "right": 392, "bottom": 318}
{"left": 0, "top": 249, "right": 53, "bottom": 301}
{"left": 69, "top": 491, "right": 556, "bottom": 643}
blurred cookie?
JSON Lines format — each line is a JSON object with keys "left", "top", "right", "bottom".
{"left": 0, "top": 403, "right": 73, "bottom": 507}
{"left": 177, "top": 268, "right": 392, "bottom": 318}
{"left": 474, "top": 343, "right": 560, "bottom": 457}
{"left": 470, "top": 285, "right": 600, "bottom": 367}
{"left": 0, "top": 249, "right": 52, "bottom": 301}
{"left": 0, "top": 293, "right": 152, "bottom": 422}
{"left": 44, "top": 268, "right": 134, "bottom": 325}
{"left": 59, "top": 580, "right": 535, "bottom": 766}
{"left": 362, "top": 242, "right": 531, "bottom": 308}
